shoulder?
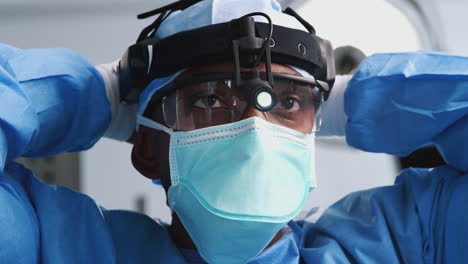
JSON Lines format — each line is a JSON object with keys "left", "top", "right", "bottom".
{"left": 0, "top": 162, "right": 185, "bottom": 263}
{"left": 0, "top": 163, "right": 40, "bottom": 263}
{"left": 0, "top": 162, "right": 117, "bottom": 263}
{"left": 102, "top": 210, "right": 186, "bottom": 263}
{"left": 298, "top": 168, "right": 436, "bottom": 263}
{"left": 102, "top": 209, "right": 170, "bottom": 240}
{"left": 298, "top": 166, "right": 468, "bottom": 263}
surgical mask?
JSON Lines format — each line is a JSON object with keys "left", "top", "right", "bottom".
{"left": 137, "top": 115, "right": 316, "bottom": 264}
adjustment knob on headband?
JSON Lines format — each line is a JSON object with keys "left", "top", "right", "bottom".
{"left": 119, "top": 38, "right": 160, "bottom": 103}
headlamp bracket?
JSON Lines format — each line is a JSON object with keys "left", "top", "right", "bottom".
{"left": 231, "top": 15, "right": 276, "bottom": 112}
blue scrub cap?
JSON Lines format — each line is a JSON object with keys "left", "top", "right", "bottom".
{"left": 137, "top": 0, "right": 311, "bottom": 116}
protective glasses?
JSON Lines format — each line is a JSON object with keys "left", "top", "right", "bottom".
{"left": 154, "top": 72, "right": 326, "bottom": 134}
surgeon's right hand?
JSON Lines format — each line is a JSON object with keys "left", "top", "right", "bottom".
{"left": 95, "top": 60, "right": 138, "bottom": 142}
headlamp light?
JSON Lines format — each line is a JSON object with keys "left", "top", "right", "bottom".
{"left": 239, "top": 77, "right": 277, "bottom": 112}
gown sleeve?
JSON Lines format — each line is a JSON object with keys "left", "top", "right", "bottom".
{"left": 299, "top": 52, "right": 468, "bottom": 263}
{"left": 0, "top": 43, "right": 111, "bottom": 173}
{"left": 0, "top": 44, "right": 113, "bottom": 263}
{"left": 344, "top": 51, "right": 468, "bottom": 168}
{"left": 347, "top": 51, "right": 468, "bottom": 263}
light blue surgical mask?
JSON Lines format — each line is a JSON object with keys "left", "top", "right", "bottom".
{"left": 137, "top": 116, "right": 316, "bottom": 264}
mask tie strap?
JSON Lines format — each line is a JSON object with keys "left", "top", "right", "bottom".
{"left": 136, "top": 115, "right": 174, "bottom": 135}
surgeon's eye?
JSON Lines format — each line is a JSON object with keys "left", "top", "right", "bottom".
{"left": 193, "top": 95, "right": 225, "bottom": 108}
{"left": 277, "top": 97, "right": 301, "bottom": 111}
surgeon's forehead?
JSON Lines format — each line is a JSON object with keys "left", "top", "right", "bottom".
{"left": 178, "top": 62, "right": 301, "bottom": 78}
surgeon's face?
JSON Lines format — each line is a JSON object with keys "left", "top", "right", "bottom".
{"left": 131, "top": 62, "right": 317, "bottom": 248}
{"left": 160, "top": 63, "right": 318, "bottom": 133}
{"left": 132, "top": 62, "right": 317, "bottom": 182}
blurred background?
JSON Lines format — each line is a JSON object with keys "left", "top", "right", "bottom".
{"left": 2, "top": 0, "right": 465, "bottom": 222}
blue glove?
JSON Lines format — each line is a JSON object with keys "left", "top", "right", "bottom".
{"left": 345, "top": 52, "right": 468, "bottom": 171}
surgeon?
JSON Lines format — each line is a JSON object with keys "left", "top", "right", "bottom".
{"left": 1, "top": 0, "right": 468, "bottom": 263}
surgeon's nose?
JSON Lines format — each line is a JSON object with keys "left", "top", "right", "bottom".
{"left": 240, "top": 107, "right": 269, "bottom": 121}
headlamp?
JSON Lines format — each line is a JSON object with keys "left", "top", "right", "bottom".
{"left": 255, "top": 88, "right": 276, "bottom": 111}
{"left": 238, "top": 74, "right": 277, "bottom": 112}
{"left": 119, "top": 0, "right": 336, "bottom": 106}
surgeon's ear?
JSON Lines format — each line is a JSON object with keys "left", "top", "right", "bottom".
{"left": 132, "top": 126, "right": 158, "bottom": 180}
{"left": 131, "top": 125, "right": 170, "bottom": 182}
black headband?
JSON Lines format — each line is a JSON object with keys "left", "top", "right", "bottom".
{"left": 119, "top": 5, "right": 335, "bottom": 103}
{"left": 150, "top": 22, "right": 327, "bottom": 79}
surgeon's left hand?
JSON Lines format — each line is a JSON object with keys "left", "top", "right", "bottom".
{"left": 95, "top": 60, "right": 138, "bottom": 142}
{"left": 345, "top": 52, "right": 468, "bottom": 172}
{"left": 433, "top": 114, "right": 468, "bottom": 171}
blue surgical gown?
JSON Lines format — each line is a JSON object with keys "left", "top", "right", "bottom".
{"left": 1, "top": 44, "right": 467, "bottom": 263}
